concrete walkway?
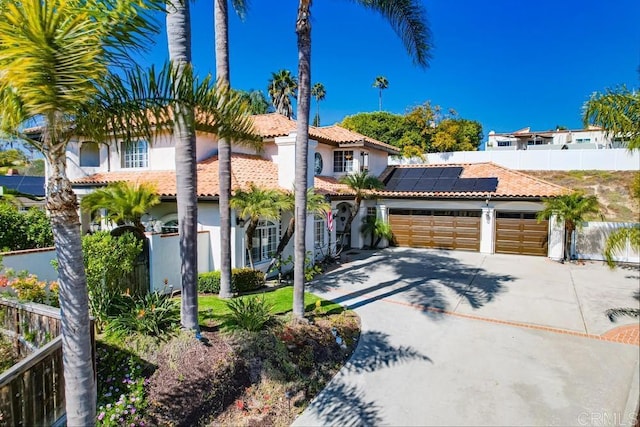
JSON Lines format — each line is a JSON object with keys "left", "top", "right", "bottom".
{"left": 294, "top": 248, "right": 640, "bottom": 427}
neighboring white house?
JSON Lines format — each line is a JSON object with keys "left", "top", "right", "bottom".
{"left": 486, "top": 126, "right": 622, "bottom": 151}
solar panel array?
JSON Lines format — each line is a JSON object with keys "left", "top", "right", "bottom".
{"left": 383, "top": 167, "right": 498, "bottom": 193}
{"left": 0, "top": 176, "right": 46, "bottom": 197}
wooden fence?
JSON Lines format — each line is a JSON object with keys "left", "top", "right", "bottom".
{"left": 0, "top": 299, "right": 95, "bottom": 427}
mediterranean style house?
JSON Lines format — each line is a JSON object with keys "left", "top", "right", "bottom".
{"left": 66, "top": 113, "right": 568, "bottom": 286}
{"left": 486, "top": 126, "right": 621, "bottom": 151}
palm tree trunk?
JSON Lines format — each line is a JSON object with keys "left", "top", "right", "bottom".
{"left": 214, "top": 0, "right": 233, "bottom": 299}
{"left": 245, "top": 219, "right": 259, "bottom": 269}
{"left": 342, "top": 198, "right": 361, "bottom": 248}
{"left": 45, "top": 149, "right": 96, "bottom": 426}
{"left": 379, "top": 89, "right": 382, "bottom": 111}
{"left": 293, "top": 0, "right": 312, "bottom": 320}
{"left": 167, "top": 1, "right": 199, "bottom": 332}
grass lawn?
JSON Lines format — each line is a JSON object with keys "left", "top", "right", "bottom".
{"left": 198, "top": 286, "right": 343, "bottom": 327}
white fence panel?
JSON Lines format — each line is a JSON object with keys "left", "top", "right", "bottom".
{"left": 0, "top": 248, "right": 58, "bottom": 281}
{"left": 574, "top": 222, "right": 639, "bottom": 263}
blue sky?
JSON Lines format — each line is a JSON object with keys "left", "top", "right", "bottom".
{"left": 139, "top": 0, "right": 639, "bottom": 141}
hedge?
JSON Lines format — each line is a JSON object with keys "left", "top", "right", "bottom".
{"left": 197, "top": 268, "right": 265, "bottom": 294}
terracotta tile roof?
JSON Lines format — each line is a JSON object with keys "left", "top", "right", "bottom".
{"left": 312, "top": 125, "right": 400, "bottom": 154}
{"left": 249, "top": 113, "right": 400, "bottom": 154}
{"left": 375, "top": 162, "right": 569, "bottom": 199}
{"left": 313, "top": 176, "right": 353, "bottom": 196}
{"left": 73, "top": 154, "right": 280, "bottom": 197}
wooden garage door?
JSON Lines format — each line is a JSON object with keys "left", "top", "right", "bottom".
{"left": 389, "top": 209, "right": 481, "bottom": 251}
{"left": 495, "top": 212, "right": 548, "bottom": 256}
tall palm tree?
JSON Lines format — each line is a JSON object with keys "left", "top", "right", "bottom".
{"left": 268, "top": 69, "right": 298, "bottom": 118}
{"left": 0, "top": 0, "right": 161, "bottom": 424}
{"left": 215, "top": 0, "right": 249, "bottom": 299}
{"left": 230, "top": 184, "right": 287, "bottom": 269}
{"left": 80, "top": 182, "right": 160, "bottom": 231}
{"left": 583, "top": 86, "right": 640, "bottom": 151}
{"left": 166, "top": 0, "right": 201, "bottom": 331}
{"left": 292, "top": 0, "right": 432, "bottom": 319}
{"left": 373, "top": 76, "right": 389, "bottom": 111}
{"left": 267, "top": 187, "right": 330, "bottom": 271}
{"left": 237, "top": 89, "right": 271, "bottom": 114}
{"left": 537, "top": 192, "right": 600, "bottom": 261}
{"left": 339, "top": 170, "right": 384, "bottom": 246}
{"left": 311, "top": 82, "right": 326, "bottom": 126}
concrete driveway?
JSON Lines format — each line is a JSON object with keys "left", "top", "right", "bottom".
{"left": 294, "top": 248, "right": 640, "bottom": 427}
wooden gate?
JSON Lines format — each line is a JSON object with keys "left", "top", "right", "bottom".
{"left": 110, "top": 226, "right": 150, "bottom": 296}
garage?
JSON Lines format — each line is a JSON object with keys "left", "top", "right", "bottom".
{"left": 495, "top": 212, "right": 548, "bottom": 256}
{"left": 389, "top": 209, "right": 481, "bottom": 251}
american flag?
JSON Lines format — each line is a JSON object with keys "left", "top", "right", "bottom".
{"left": 327, "top": 210, "right": 334, "bottom": 231}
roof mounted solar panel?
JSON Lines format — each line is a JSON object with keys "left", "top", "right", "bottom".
{"left": 440, "top": 167, "right": 463, "bottom": 178}
{"left": 394, "top": 168, "right": 410, "bottom": 179}
{"left": 413, "top": 178, "right": 437, "bottom": 192}
{"left": 384, "top": 178, "right": 401, "bottom": 191}
{"left": 474, "top": 177, "right": 499, "bottom": 192}
{"left": 395, "top": 179, "right": 419, "bottom": 191}
{"left": 452, "top": 178, "right": 477, "bottom": 192}
{"left": 422, "top": 167, "right": 444, "bottom": 178}
{"left": 404, "top": 168, "right": 425, "bottom": 179}
{"left": 432, "top": 178, "right": 456, "bottom": 192}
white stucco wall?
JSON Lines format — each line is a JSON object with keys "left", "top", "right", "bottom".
{"left": 1, "top": 248, "right": 58, "bottom": 282}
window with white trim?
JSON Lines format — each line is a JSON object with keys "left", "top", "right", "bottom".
{"left": 314, "top": 215, "right": 325, "bottom": 247}
{"left": 122, "top": 140, "right": 148, "bottom": 168}
{"left": 360, "top": 151, "right": 369, "bottom": 171}
{"left": 79, "top": 142, "right": 100, "bottom": 167}
{"left": 333, "top": 150, "right": 354, "bottom": 173}
{"left": 248, "top": 220, "right": 278, "bottom": 265}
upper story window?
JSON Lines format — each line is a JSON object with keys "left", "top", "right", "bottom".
{"left": 122, "top": 140, "right": 148, "bottom": 168}
{"left": 576, "top": 138, "right": 591, "bottom": 144}
{"left": 333, "top": 150, "right": 354, "bottom": 173}
{"left": 360, "top": 151, "right": 369, "bottom": 172}
{"left": 497, "top": 140, "right": 511, "bottom": 147}
{"left": 79, "top": 142, "right": 100, "bottom": 167}
{"left": 248, "top": 220, "right": 278, "bottom": 265}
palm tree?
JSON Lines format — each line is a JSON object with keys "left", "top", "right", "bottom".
{"left": 80, "top": 182, "right": 160, "bottom": 231}
{"left": 230, "top": 184, "right": 288, "bottom": 269}
{"left": 361, "top": 216, "right": 393, "bottom": 248}
{"left": 373, "top": 76, "right": 389, "bottom": 111}
{"left": 339, "top": 170, "right": 384, "bottom": 246}
{"left": 214, "top": 0, "right": 248, "bottom": 299}
{"left": 583, "top": 86, "right": 640, "bottom": 151}
{"left": 268, "top": 69, "right": 298, "bottom": 118}
{"left": 166, "top": 0, "right": 201, "bottom": 332}
{"left": 311, "top": 82, "right": 326, "bottom": 126}
{"left": 0, "top": 0, "right": 161, "bottom": 424}
{"left": 537, "top": 192, "right": 600, "bottom": 262}
{"left": 292, "top": 0, "right": 432, "bottom": 319}
{"left": 237, "top": 89, "right": 271, "bottom": 114}
{"left": 267, "top": 187, "right": 330, "bottom": 271}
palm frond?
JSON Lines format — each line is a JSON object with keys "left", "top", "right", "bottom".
{"left": 355, "top": 0, "right": 432, "bottom": 67}
{"left": 583, "top": 86, "right": 640, "bottom": 151}
{"left": 603, "top": 225, "right": 640, "bottom": 268}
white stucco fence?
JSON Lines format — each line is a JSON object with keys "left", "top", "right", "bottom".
{"left": 574, "top": 222, "right": 640, "bottom": 264}
{"left": 1, "top": 231, "right": 213, "bottom": 292}
{"left": 392, "top": 148, "right": 640, "bottom": 171}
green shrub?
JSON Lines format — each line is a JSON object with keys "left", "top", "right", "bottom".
{"left": 4, "top": 274, "right": 59, "bottom": 307}
{"left": 198, "top": 271, "right": 221, "bottom": 293}
{"left": 0, "top": 333, "right": 16, "bottom": 372}
{"left": 0, "top": 202, "right": 53, "bottom": 251}
{"left": 232, "top": 268, "right": 265, "bottom": 293}
{"left": 104, "top": 292, "right": 180, "bottom": 339}
{"left": 198, "top": 268, "right": 265, "bottom": 294}
{"left": 225, "top": 295, "right": 274, "bottom": 332}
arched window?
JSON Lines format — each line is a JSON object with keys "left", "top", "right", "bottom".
{"left": 79, "top": 142, "right": 100, "bottom": 167}
{"left": 122, "top": 140, "right": 148, "bottom": 168}
{"left": 248, "top": 220, "right": 278, "bottom": 265}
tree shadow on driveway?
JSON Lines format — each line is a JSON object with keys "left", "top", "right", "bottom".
{"left": 300, "top": 330, "right": 432, "bottom": 426}
{"left": 310, "top": 248, "right": 514, "bottom": 319}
